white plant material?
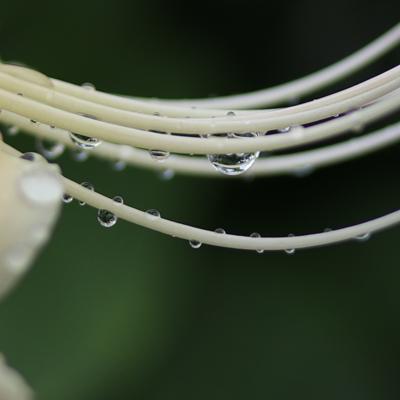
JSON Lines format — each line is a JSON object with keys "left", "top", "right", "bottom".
{"left": 0, "top": 136, "right": 63, "bottom": 400}
{"left": 0, "top": 144, "right": 63, "bottom": 299}
{"left": 0, "top": 23, "right": 398, "bottom": 254}
{"left": 0, "top": 354, "right": 32, "bottom": 400}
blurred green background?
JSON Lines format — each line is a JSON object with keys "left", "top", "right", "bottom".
{"left": 1, "top": 0, "right": 400, "bottom": 399}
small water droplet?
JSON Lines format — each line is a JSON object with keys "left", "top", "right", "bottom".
{"left": 146, "top": 209, "right": 160, "bottom": 220}
{"left": 279, "top": 126, "right": 291, "bottom": 133}
{"left": 112, "top": 160, "right": 127, "bottom": 171}
{"left": 113, "top": 195, "right": 124, "bottom": 205}
{"left": 292, "top": 164, "right": 315, "bottom": 178}
{"left": 215, "top": 228, "right": 226, "bottom": 234}
{"left": 82, "top": 82, "right": 96, "bottom": 91}
{"left": 7, "top": 125, "right": 19, "bottom": 136}
{"left": 97, "top": 209, "right": 117, "bottom": 228}
{"left": 284, "top": 234, "right": 296, "bottom": 255}
{"left": 226, "top": 111, "right": 236, "bottom": 117}
{"left": 149, "top": 149, "right": 170, "bottom": 162}
{"left": 79, "top": 182, "right": 94, "bottom": 206}
{"left": 36, "top": 138, "right": 65, "bottom": 160}
{"left": 250, "top": 232, "right": 264, "bottom": 254}
{"left": 160, "top": 169, "right": 175, "bottom": 181}
{"left": 71, "top": 149, "right": 89, "bottom": 162}
{"left": 69, "top": 114, "right": 102, "bottom": 149}
{"left": 20, "top": 152, "right": 37, "bottom": 162}
{"left": 62, "top": 193, "right": 73, "bottom": 204}
{"left": 189, "top": 240, "right": 202, "bottom": 249}
{"left": 355, "top": 232, "right": 371, "bottom": 242}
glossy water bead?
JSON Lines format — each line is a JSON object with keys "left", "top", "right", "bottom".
{"left": 207, "top": 132, "right": 260, "bottom": 176}
{"left": 97, "top": 209, "right": 117, "bottom": 228}
{"left": 97, "top": 197, "right": 123, "bottom": 228}
{"left": 146, "top": 209, "right": 161, "bottom": 220}
{"left": 250, "top": 232, "right": 264, "bottom": 254}
{"left": 79, "top": 182, "right": 94, "bottom": 206}
{"left": 149, "top": 149, "right": 170, "bottom": 162}
{"left": 69, "top": 113, "right": 102, "bottom": 149}
{"left": 284, "top": 234, "right": 296, "bottom": 255}
{"left": 36, "top": 138, "right": 65, "bottom": 160}
{"left": 189, "top": 240, "right": 202, "bottom": 249}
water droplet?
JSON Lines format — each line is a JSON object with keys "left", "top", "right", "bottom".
{"left": 113, "top": 196, "right": 124, "bottom": 205}
{"left": 189, "top": 240, "right": 202, "bottom": 249}
{"left": 292, "top": 164, "right": 315, "bottom": 178}
{"left": 250, "top": 232, "right": 264, "bottom": 254}
{"left": 19, "top": 169, "right": 63, "bottom": 206}
{"left": 279, "top": 126, "right": 291, "bottom": 133}
{"left": 208, "top": 132, "right": 259, "bottom": 176}
{"left": 146, "top": 209, "right": 160, "bottom": 220}
{"left": 79, "top": 182, "right": 94, "bottom": 206}
{"left": 97, "top": 209, "right": 117, "bottom": 228}
{"left": 355, "top": 232, "right": 371, "bottom": 242}
{"left": 227, "top": 111, "right": 236, "bottom": 117}
{"left": 284, "top": 234, "right": 296, "bottom": 255}
{"left": 69, "top": 114, "right": 102, "bottom": 149}
{"left": 62, "top": 194, "right": 73, "bottom": 204}
{"left": 160, "top": 169, "right": 175, "bottom": 181}
{"left": 71, "top": 149, "right": 89, "bottom": 162}
{"left": 36, "top": 138, "right": 65, "bottom": 160}
{"left": 112, "top": 160, "right": 127, "bottom": 171}
{"left": 82, "top": 82, "right": 96, "bottom": 91}
{"left": 7, "top": 125, "right": 19, "bottom": 136}
{"left": 215, "top": 228, "right": 226, "bottom": 234}
{"left": 20, "top": 152, "right": 37, "bottom": 162}
{"left": 149, "top": 149, "right": 170, "bottom": 162}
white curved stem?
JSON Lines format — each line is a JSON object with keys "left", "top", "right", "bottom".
{"left": 1, "top": 140, "right": 396, "bottom": 252}
{"left": 2, "top": 110, "right": 400, "bottom": 178}
{"left": 0, "top": 83, "right": 399, "bottom": 155}
{"left": 0, "top": 65, "right": 399, "bottom": 135}
{"left": 42, "top": 23, "right": 400, "bottom": 113}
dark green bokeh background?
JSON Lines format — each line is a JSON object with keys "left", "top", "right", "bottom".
{"left": 1, "top": 1, "right": 400, "bottom": 399}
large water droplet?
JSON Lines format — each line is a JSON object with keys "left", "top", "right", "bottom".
{"left": 79, "top": 182, "right": 94, "bottom": 206}
{"left": 69, "top": 114, "right": 102, "bottom": 149}
{"left": 189, "top": 240, "right": 202, "bottom": 249}
{"left": 215, "top": 228, "right": 226, "bottom": 234}
{"left": 97, "top": 209, "right": 117, "bottom": 228}
{"left": 250, "top": 232, "right": 264, "bottom": 254}
{"left": 207, "top": 132, "right": 259, "bottom": 176}
{"left": 36, "top": 138, "right": 65, "bottom": 160}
